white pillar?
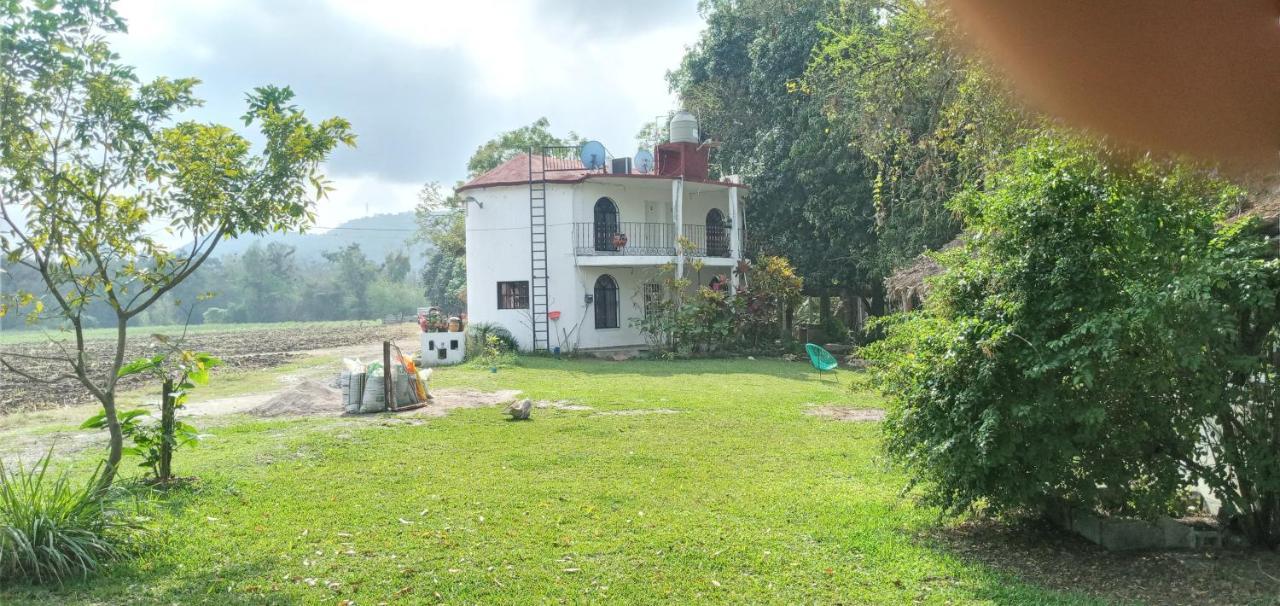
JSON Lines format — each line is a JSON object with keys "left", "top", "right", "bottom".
{"left": 728, "top": 185, "right": 741, "bottom": 291}
{"left": 673, "top": 179, "right": 684, "bottom": 279}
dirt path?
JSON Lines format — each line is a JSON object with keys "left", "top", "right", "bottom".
{"left": 0, "top": 325, "right": 508, "bottom": 466}
{"left": 0, "top": 322, "right": 420, "bottom": 414}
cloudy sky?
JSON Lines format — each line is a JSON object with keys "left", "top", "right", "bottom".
{"left": 110, "top": 0, "right": 705, "bottom": 228}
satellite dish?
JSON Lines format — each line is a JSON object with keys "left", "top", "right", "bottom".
{"left": 580, "top": 141, "right": 607, "bottom": 170}
{"left": 634, "top": 149, "right": 654, "bottom": 174}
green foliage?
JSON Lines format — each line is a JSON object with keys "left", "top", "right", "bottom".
{"left": 466, "top": 322, "right": 518, "bottom": 357}
{"left": 632, "top": 255, "right": 803, "bottom": 355}
{"left": 863, "top": 136, "right": 1280, "bottom": 545}
{"left": 415, "top": 182, "right": 467, "bottom": 315}
{"left": 470, "top": 334, "right": 516, "bottom": 370}
{"left": 815, "top": 314, "right": 848, "bottom": 344}
{"left": 81, "top": 409, "right": 197, "bottom": 477}
{"left": 83, "top": 349, "right": 221, "bottom": 481}
{"left": 0, "top": 0, "right": 354, "bottom": 490}
{"left": 465, "top": 117, "right": 580, "bottom": 178}
{"left": 671, "top": 0, "right": 1033, "bottom": 309}
{"left": 804, "top": 1, "right": 1031, "bottom": 280}
{"left": 737, "top": 256, "right": 804, "bottom": 349}
{"left": 321, "top": 244, "right": 379, "bottom": 315}
{"left": 0, "top": 453, "right": 137, "bottom": 586}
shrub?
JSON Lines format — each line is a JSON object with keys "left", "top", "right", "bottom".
{"left": 0, "top": 453, "right": 139, "bottom": 585}
{"left": 864, "top": 135, "right": 1280, "bottom": 546}
{"left": 737, "top": 256, "right": 803, "bottom": 349}
{"left": 815, "top": 315, "right": 848, "bottom": 344}
{"left": 466, "top": 322, "right": 518, "bottom": 355}
{"left": 632, "top": 256, "right": 803, "bottom": 355}
{"left": 469, "top": 334, "right": 516, "bottom": 369}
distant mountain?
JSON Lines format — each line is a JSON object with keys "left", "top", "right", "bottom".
{"left": 212, "top": 212, "right": 426, "bottom": 266}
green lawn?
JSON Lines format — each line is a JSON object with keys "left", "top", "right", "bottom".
{"left": 1, "top": 358, "right": 1106, "bottom": 605}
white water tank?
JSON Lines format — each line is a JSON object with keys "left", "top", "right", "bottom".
{"left": 669, "top": 110, "right": 699, "bottom": 144}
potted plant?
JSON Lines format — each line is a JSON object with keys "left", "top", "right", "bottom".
{"left": 612, "top": 232, "right": 628, "bottom": 249}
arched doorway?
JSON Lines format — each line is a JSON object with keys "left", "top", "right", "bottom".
{"left": 706, "top": 208, "right": 728, "bottom": 257}
{"left": 594, "top": 197, "right": 619, "bottom": 252}
{"left": 594, "top": 274, "right": 619, "bottom": 329}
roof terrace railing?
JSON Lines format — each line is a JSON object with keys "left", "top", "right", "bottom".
{"left": 572, "top": 222, "right": 731, "bottom": 258}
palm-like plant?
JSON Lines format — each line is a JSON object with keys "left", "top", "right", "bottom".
{"left": 0, "top": 451, "right": 139, "bottom": 585}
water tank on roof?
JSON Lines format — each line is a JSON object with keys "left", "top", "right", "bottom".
{"left": 669, "top": 110, "right": 699, "bottom": 144}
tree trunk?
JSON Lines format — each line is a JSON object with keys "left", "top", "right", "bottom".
{"left": 96, "top": 393, "right": 123, "bottom": 495}
{"left": 158, "top": 378, "right": 175, "bottom": 481}
{"left": 95, "top": 319, "right": 130, "bottom": 495}
{"left": 842, "top": 292, "right": 859, "bottom": 334}
{"left": 782, "top": 304, "right": 794, "bottom": 340}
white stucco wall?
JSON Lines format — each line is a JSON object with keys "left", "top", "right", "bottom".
{"left": 463, "top": 176, "right": 744, "bottom": 352}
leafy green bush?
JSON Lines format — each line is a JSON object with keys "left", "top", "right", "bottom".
{"left": 864, "top": 135, "right": 1280, "bottom": 545}
{"left": 632, "top": 256, "right": 803, "bottom": 355}
{"left": 815, "top": 315, "right": 848, "bottom": 344}
{"left": 470, "top": 334, "right": 516, "bottom": 369}
{"left": 737, "top": 256, "right": 804, "bottom": 349}
{"left": 0, "top": 454, "right": 138, "bottom": 585}
{"left": 465, "top": 322, "right": 518, "bottom": 355}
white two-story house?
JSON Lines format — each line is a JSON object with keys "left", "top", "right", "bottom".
{"left": 460, "top": 111, "right": 746, "bottom": 353}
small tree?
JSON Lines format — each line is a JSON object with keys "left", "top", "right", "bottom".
{"left": 0, "top": 1, "right": 355, "bottom": 492}
{"left": 738, "top": 256, "right": 804, "bottom": 348}
{"left": 82, "top": 343, "right": 221, "bottom": 483}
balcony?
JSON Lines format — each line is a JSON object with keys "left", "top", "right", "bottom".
{"left": 572, "top": 222, "right": 732, "bottom": 259}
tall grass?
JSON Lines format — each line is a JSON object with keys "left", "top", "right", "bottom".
{"left": 0, "top": 453, "right": 138, "bottom": 586}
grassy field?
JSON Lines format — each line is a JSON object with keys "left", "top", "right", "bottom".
{"left": 0, "top": 359, "right": 1121, "bottom": 604}
{"left": 0, "top": 320, "right": 384, "bottom": 345}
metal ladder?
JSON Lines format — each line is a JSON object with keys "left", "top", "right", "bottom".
{"left": 528, "top": 152, "right": 550, "bottom": 351}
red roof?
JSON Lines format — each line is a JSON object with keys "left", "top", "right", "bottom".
{"left": 457, "top": 153, "right": 747, "bottom": 193}
{"left": 458, "top": 154, "right": 589, "bottom": 191}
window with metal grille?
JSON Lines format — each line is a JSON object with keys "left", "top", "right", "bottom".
{"left": 497, "top": 281, "right": 529, "bottom": 309}
{"left": 643, "top": 283, "right": 662, "bottom": 321}
{"left": 594, "top": 274, "right": 619, "bottom": 329}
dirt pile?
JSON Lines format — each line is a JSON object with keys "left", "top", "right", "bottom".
{"left": 803, "top": 406, "right": 886, "bottom": 422}
{"left": 246, "top": 380, "right": 343, "bottom": 418}
{"left": 409, "top": 389, "right": 522, "bottom": 418}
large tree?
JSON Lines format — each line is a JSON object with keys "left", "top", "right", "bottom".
{"left": 670, "top": 0, "right": 1031, "bottom": 314}
{"left": 0, "top": 0, "right": 355, "bottom": 490}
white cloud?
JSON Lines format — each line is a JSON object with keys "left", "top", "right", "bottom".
{"left": 106, "top": 0, "right": 706, "bottom": 228}
{"left": 314, "top": 173, "right": 422, "bottom": 229}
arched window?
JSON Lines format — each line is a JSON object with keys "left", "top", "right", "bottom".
{"left": 594, "top": 274, "right": 619, "bottom": 329}
{"left": 706, "top": 208, "right": 728, "bottom": 257}
{"left": 594, "top": 197, "right": 619, "bottom": 252}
